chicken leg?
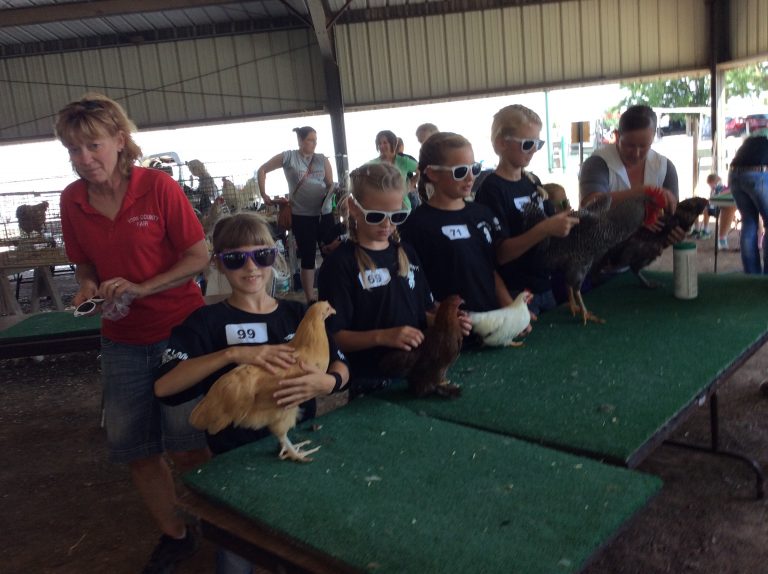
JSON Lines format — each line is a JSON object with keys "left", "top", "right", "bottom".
{"left": 277, "top": 435, "right": 320, "bottom": 462}
{"left": 567, "top": 287, "right": 605, "bottom": 325}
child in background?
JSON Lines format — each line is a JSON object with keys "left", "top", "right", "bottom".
{"left": 400, "top": 131, "right": 512, "bottom": 313}
{"left": 691, "top": 173, "right": 737, "bottom": 250}
{"left": 541, "top": 183, "right": 571, "bottom": 213}
{"left": 317, "top": 163, "right": 436, "bottom": 397}
{"left": 155, "top": 212, "right": 349, "bottom": 574}
{"left": 475, "top": 104, "right": 579, "bottom": 315}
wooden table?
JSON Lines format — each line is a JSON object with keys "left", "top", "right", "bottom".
{"left": 380, "top": 271, "right": 767, "bottom": 497}
{"left": 0, "top": 311, "right": 101, "bottom": 360}
{"left": 182, "top": 400, "right": 662, "bottom": 574}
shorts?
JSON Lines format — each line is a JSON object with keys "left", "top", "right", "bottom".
{"left": 291, "top": 213, "right": 321, "bottom": 269}
{"left": 528, "top": 289, "right": 557, "bottom": 316}
{"left": 100, "top": 337, "right": 208, "bottom": 464}
{"left": 348, "top": 376, "right": 401, "bottom": 399}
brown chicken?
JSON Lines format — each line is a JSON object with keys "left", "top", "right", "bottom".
{"left": 16, "top": 201, "right": 49, "bottom": 235}
{"left": 377, "top": 295, "right": 464, "bottom": 398}
{"left": 189, "top": 301, "right": 335, "bottom": 462}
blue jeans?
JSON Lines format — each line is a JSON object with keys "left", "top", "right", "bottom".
{"left": 529, "top": 289, "right": 557, "bottom": 316}
{"left": 729, "top": 171, "right": 768, "bottom": 273}
{"left": 216, "top": 547, "right": 253, "bottom": 574}
{"left": 100, "top": 337, "right": 207, "bottom": 463}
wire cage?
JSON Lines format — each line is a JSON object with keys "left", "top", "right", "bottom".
{"left": 0, "top": 191, "right": 69, "bottom": 269}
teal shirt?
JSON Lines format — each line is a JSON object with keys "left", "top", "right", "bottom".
{"left": 366, "top": 155, "right": 419, "bottom": 209}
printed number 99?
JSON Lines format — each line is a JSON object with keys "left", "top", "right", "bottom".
{"left": 237, "top": 329, "right": 256, "bottom": 339}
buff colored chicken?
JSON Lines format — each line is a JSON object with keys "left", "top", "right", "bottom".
{"left": 468, "top": 290, "right": 533, "bottom": 347}
{"left": 189, "top": 301, "right": 335, "bottom": 462}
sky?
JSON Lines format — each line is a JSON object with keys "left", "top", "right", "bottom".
{"left": 0, "top": 83, "right": 628, "bottom": 204}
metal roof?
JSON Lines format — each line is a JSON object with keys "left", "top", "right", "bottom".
{"left": 1, "top": 0, "right": 767, "bottom": 144}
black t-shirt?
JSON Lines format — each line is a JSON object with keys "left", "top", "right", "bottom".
{"left": 731, "top": 136, "right": 768, "bottom": 167}
{"left": 317, "top": 240, "right": 434, "bottom": 377}
{"left": 157, "top": 299, "right": 346, "bottom": 454}
{"left": 475, "top": 172, "right": 551, "bottom": 294}
{"left": 400, "top": 201, "right": 501, "bottom": 312}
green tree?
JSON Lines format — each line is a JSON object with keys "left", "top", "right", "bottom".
{"left": 619, "top": 76, "right": 710, "bottom": 109}
{"left": 726, "top": 62, "right": 768, "bottom": 97}
{"left": 617, "top": 61, "right": 768, "bottom": 109}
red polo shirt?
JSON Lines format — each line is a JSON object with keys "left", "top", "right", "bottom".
{"left": 60, "top": 167, "right": 205, "bottom": 344}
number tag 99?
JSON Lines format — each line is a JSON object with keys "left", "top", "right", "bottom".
{"left": 226, "top": 323, "right": 268, "bottom": 345}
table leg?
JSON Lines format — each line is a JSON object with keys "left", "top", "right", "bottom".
{"left": 30, "top": 266, "right": 64, "bottom": 312}
{"left": 665, "top": 392, "right": 764, "bottom": 499}
{"left": 0, "top": 272, "right": 23, "bottom": 315}
{"left": 714, "top": 207, "right": 720, "bottom": 273}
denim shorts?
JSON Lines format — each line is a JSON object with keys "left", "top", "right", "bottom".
{"left": 100, "top": 337, "right": 208, "bottom": 464}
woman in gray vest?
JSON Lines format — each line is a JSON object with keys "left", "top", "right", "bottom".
{"left": 579, "top": 105, "right": 678, "bottom": 208}
{"left": 578, "top": 105, "right": 683, "bottom": 247}
{"left": 257, "top": 126, "right": 334, "bottom": 303}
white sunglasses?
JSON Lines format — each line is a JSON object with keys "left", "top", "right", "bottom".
{"left": 427, "top": 162, "right": 483, "bottom": 180}
{"left": 505, "top": 136, "right": 545, "bottom": 152}
{"left": 74, "top": 297, "right": 104, "bottom": 317}
{"left": 351, "top": 196, "right": 410, "bottom": 226}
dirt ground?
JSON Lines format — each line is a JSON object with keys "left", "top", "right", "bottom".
{"left": 4, "top": 230, "right": 768, "bottom": 574}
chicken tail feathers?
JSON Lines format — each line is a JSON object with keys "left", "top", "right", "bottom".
{"left": 189, "top": 399, "right": 231, "bottom": 434}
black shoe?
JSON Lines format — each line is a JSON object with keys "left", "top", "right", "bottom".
{"left": 141, "top": 529, "right": 198, "bottom": 574}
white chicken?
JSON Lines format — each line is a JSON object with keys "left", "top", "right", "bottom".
{"left": 467, "top": 291, "right": 533, "bottom": 347}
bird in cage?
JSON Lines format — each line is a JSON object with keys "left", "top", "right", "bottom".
{"left": 16, "top": 201, "right": 49, "bottom": 236}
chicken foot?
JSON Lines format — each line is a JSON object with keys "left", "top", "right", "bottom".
{"left": 433, "top": 380, "right": 462, "bottom": 398}
{"left": 567, "top": 287, "right": 605, "bottom": 325}
{"left": 278, "top": 435, "right": 320, "bottom": 462}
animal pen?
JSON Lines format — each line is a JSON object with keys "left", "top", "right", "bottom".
{"left": 0, "top": 190, "right": 70, "bottom": 315}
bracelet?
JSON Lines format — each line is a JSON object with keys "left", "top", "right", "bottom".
{"left": 329, "top": 371, "right": 344, "bottom": 393}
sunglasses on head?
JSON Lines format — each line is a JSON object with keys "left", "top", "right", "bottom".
{"left": 352, "top": 196, "right": 410, "bottom": 226}
{"left": 216, "top": 248, "right": 277, "bottom": 270}
{"left": 428, "top": 162, "right": 483, "bottom": 181}
{"left": 505, "top": 136, "right": 545, "bottom": 152}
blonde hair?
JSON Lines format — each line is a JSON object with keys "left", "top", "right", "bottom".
{"left": 706, "top": 173, "right": 721, "bottom": 185}
{"left": 542, "top": 183, "right": 569, "bottom": 211}
{"left": 348, "top": 163, "right": 410, "bottom": 290}
{"left": 211, "top": 212, "right": 288, "bottom": 278}
{"left": 417, "top": 132, "right": 472, "bottom": 201}
{"left": 55, "top": 93, "right": 141, "bottom": 178}
{"left": 491, "top": 104, "right": 542, "bottom": 154}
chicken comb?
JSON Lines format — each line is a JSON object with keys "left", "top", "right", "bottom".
{"left": 643, "top": 186, "right": 666, "bottom": 227}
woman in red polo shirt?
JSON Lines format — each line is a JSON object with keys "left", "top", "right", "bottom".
{"left": 56, "top": 93, "right": 210, "bottom": 574}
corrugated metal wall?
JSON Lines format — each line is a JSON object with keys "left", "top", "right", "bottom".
{"left": 335, "top": 0, "right": 710, "bottom": 107}
{"left": 2, "top": 0, "right": 767, "bottom": 144}
{"left": 730, "top": 0, "right": 768, "bottom": 61}
{"left": 0, "top": 28, "right": 326, "bottom": 142}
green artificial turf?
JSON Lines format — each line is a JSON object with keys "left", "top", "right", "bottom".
{"left": 380, "top": 272, "right": 768, "bottom": 464}
{"left": 184, "top": 399, "right": 661, "bottom": 574}
{"left": 0, "top": 310, "right": 100, "bottom": 341}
